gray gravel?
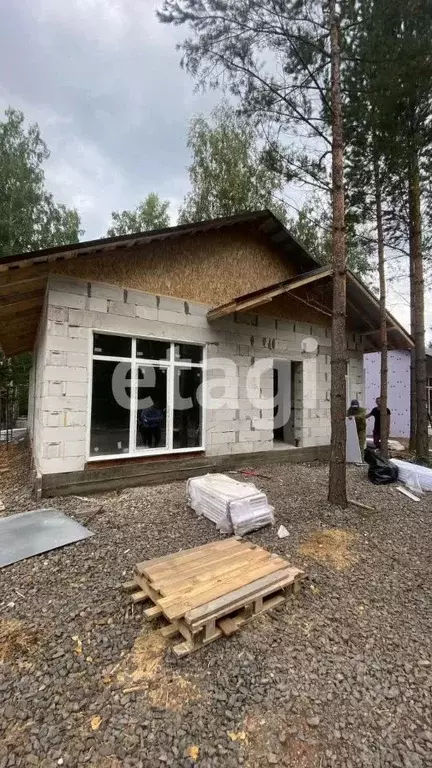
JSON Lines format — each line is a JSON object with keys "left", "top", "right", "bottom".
{"left": 1, "top": 443, "right": 431, "bottom": 768}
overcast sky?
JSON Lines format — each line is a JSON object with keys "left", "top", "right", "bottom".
{"left": 0, "top": 0, "right": 218, "bottom": 238}
{"left": 0, "top": 0, "right": 424, "bottom": 334}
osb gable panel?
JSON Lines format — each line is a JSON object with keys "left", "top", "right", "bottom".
{"left": 49, "top": 224, "right": 298, "bottom": 306}
{"left": 255, "top": 293, "right": 332, "bottom": 328}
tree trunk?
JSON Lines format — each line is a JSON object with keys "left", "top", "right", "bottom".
{"left": 408, "top": 153, "right": 428, "bottom": 459}
{"left": 373, "top": 156, "right": 388, "bottom": 457}
{"left": 328, "top": 0, "right": 347, "bottom": 506}
{"left": 409, "top": 236, "right": 416, "bottom": 451}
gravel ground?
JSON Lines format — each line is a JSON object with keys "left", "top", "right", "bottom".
{"left": 1, "top": 442, "right": 431, "bottom": 768}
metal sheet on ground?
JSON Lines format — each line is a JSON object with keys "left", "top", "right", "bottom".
{"left": 0, "top": 508, "right": 93, "bottom": 568}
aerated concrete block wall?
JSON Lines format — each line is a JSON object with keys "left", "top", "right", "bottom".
{"left": 32, "top": 276, "right": 364, "bottom": 475}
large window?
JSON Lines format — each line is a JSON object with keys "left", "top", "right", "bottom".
{"left": 90, "top": 333, "right": 204, "bottom": 459}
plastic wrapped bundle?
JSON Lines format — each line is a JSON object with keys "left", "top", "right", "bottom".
{"left": 390, "top": 458, "right": 432, "bottom": 492}
{"left": 187, "top": 473, "right": 274, "bottom": 535}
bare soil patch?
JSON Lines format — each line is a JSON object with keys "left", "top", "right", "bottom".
{"left": 298, "top": 527, "right": 359, "bottom": 570}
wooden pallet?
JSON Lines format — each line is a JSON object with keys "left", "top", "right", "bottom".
{"left": 123, "top": 537, "right": 305, "bottom": 656}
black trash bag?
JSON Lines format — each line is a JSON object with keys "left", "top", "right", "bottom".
{"left": 364, "top": 446, "right": 399, "bottom": 485}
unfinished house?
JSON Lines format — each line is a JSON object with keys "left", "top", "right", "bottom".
{"left": 0, "top": 211, "right": 413, "bottom": 495}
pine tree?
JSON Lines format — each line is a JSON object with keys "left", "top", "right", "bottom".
{"left": 159, "top": 0, "right": 350, "bottom": 504}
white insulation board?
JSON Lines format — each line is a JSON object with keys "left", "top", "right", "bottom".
{"left": 187, "top": 473, "right": 274, "bottom": 536}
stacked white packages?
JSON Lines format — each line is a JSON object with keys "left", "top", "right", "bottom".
{"left": 390, "top": 458, "right": 432, "bottom": 492}
{"left": 187, "top": 473, "right": 275, "bottom": 535}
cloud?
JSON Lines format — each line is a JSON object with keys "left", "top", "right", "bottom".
{"left": 0, "top": 0, "right": 429, "bottom": 335}
{"left": 0, "top": 0, "right": 217, "bottom": 237}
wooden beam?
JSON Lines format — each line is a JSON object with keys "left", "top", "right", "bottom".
{"left": 0, "top": 296, "right": 43, "bottom": 318}
{"left": 0, "top": 275, "right": 46, "bottom": 297}
{"left": 0, "top": 263, "right": 51, "bottom": 287}
{"left": 361, "top": 325, "right": 397, "bottom": 337}
{"left": 0, "top": 289, "right": 45, "bottom": 308}
{"left": 347, "top": 273, "right": 413, "bottom": 347}
{"left": 207, "top": 266, "right": 333, "bottom": 321}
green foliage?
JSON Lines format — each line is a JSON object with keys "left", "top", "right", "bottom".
{"left": 106, "top": 193, "right": 171, "bottom": 236}
{"left": 179, "top": 105, "right": 287, "bottom": 224}
{"left": 0, "top": 352, "right": 32, "bottom": 422}
{"left": 0, "top": 106, "right": 82, "bottom": 419}
{"left": 288, "top": 197, "right": 372, "bottom": 277}
{"left": 0, "top": 107, "right": 82, "bottom": 257}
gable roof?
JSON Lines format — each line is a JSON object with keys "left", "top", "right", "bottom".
{"left": 0, "top": 209, "right": 413, "bottom": 355}
{"left": 0, "top": 209, "right": 318, "bottom": 273}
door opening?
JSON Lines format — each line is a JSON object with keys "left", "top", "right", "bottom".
{"left": 273, "top": 361, "right": 298, "bottom": 447}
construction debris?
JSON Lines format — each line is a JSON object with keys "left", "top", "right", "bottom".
{"left": 391, "top": 458, "right": 432, "bottom": 492}
{"left": 396, "top": 486, "right": 420, "bottom": 502}
{"left": 277, "top": 525, "right": 290, "bottom": 539}
{"left": 187, "top": 473, "right": 274, "bottom": 535}
{"left": 124, "top": 538, "right": 304, "bottom": 656}
{"left": 0, "top": 508, "right": 94, "bottom": 568}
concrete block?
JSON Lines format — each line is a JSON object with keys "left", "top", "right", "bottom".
{"left": 65, "top": 411, "right": 87, "bottom": 427}
{"left": 206, "top": 444, "right": 232, "bottom": 456}
{"left": 158, "top": 309, "right": 186, "bottom": 325}
{"left": 87, "top": 297, "right": 108, "bottom": 313}
{"left": 251, "top": 418, "right": 274, "bottom": 430}
{"left": 185, "top": 301, "right": 209, "bottom": 317}
{"left": 68, "top": 325, "right": 89, "bottom": 339}
{"left": 49, "top": 290, "right": 86, "bottom": 310}
{"left": 213, "top": 408, "right": 238, "bottom": 422}
{"left": 107, "top": 300, "right": 135, "bottom": 317}
{"left": 257, "top": 315, "right": 277, "bottom": 330}
{"left": 44, "top": 366, "right": 88, "bottom": 383}
{"left": 237, "top": 430, "right": 255, "bottom": 443}
{"left": 64, "top": 440, "right": 87, "bottom": 458}
{"left": 40, "top": 456, "right": 85, "bottom": 474}
{"left": 42, "top": 411, "right": 64, "bottom": 428}
{"left": 49, "top": 276, "right": 89, "bottom": 295}
{"left": 210, "top": 431, "right": 236, "bottom": 445}
{"left": 43, "top": 425, "right": 85, "bottom": 443}
{"left": 234, "top": 312, "right": 258, "bottom": 326}
{"left": 253, "top": 440, "right": 273, "bottom": 452}
{"left": 66, "top": 381, "right": 88, "bottom": 397}
{"left": 229, "top": 442, "right": 248, "bottom": 454}
{"left": 68, "top": 309, "right": 88, "bottom": 327}
{"left": 66, "top": 352, "right": 88, "bottom": 369}
{"left": 43, "top": 442, "right": 62, "bottom": 459}
{"left": 43, "top": 396, "right": 87, "bottom": 411}
{"left": 47, "top": 334, "right": 87, "bottom": 353}
{"left": 48, "top": 306, "right": 68, "bottom": 323}
{"left": 183, "top": 314, "right": 209, "bottom": 329}
{"left": 127, "top": 290, "right": 158, "bottom": 308}
{"left": 90, "top": 282, "right": 124, "bottom": 301}
{"left": 158, "top": 295, "right": 185, "bottom": 313}
{"left": 44, "top": 381, "right": 66, "bottom": 398}
{"left": 46, "top": 350, "right": 67, "bottom": 367}
{"left": 135, "top": 305, "right": 158, "bottom": 321}
{"left": 48, "top": 321, "right": 67, "bottom": 337}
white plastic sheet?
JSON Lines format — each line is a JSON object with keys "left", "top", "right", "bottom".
{"left": 187, "top": 473, "right": 274, "bottom": 535}
{"left": 390, "top": 458, "right": 432, "bottom": 492}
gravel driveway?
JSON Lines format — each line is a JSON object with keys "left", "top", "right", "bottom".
{"left": 1, "top": 444, "right": 431, "bottom": 768}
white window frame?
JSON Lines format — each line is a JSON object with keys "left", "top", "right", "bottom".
{"left": 87, "top": 330, "right": 206, "bottom": 462}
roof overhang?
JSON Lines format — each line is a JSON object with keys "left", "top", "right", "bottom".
{"left": 207, "top": 265, "right": 332, "bottom": 321}
{"left": 0, "top": 210, "right": 413, "bottom": 355}
{"left": 0, "top": 210, "right": 317, "bottom": 356}
{"left": 207, "top": 267, "right": 414, "bottom": 352}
